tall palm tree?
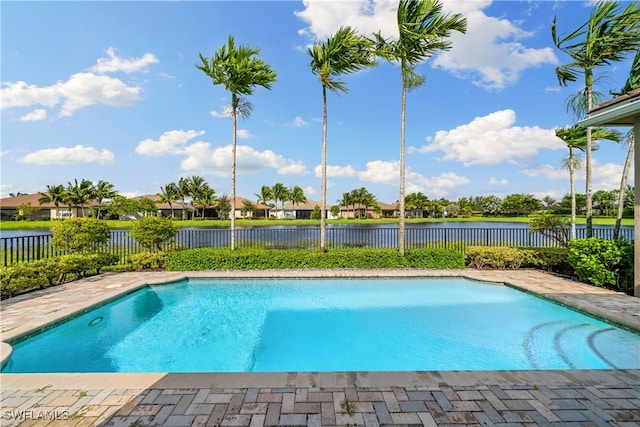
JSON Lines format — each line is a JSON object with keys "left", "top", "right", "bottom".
{"left": 157, "top": 183, "right": 179, "bottom": 218}
{"left": 552, "top": 0, "right": 640, "bottom": 237}
{"left": 557, "top": 125, "right": 621, "bottom": 239}
{"left": 197, "top": 35, "right": 277, "bottom": 250}
{"left": 375, "top": 0, "right": 466, "bottom": 254}
{"left": 613, "top": 50, "right": 639, "bottom": 239}
{"left": 93, "top": 180, "right": 117, "bottom": 219}
{"left": 255, "top": 185, "right": 273, "bottom": 218}
{"left": 614, "top": 131, "right": 634, "bottom": 239}
{"left": 308, "top": 26, "right": 376, "bottom": 252}
{"left": 38, "top": 184, "right": 66, "bottom": 219}
{"left": 65, "top": 179, "right": 94, "bottom": 217}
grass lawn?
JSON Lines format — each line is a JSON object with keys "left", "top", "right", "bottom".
{"left": 0, "top": 216, "right": 634, "bottom": 230}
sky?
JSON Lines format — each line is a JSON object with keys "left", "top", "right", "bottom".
{"left": 1, "top": 0, "right": 637, "bottom": 206}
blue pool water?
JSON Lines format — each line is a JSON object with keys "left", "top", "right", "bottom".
{"left": 3, "top": 278, "right": 639, "bottom": 373}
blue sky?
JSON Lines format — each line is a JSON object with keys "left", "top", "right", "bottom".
{"left": 1, "top": 0, "right": 636, "bottom": 206}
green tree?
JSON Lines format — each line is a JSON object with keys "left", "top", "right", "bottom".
{"left": 93, "top": 180, "right": 117, "bottom": 219}
{"left": 271, "top": 183, "right": 289, "bottom": 214}
{"left": 177, "top": 177, "right": 191, "bottom": 220}
{"left": 481, "top": 195, "right": 502, "bottom": 216}
{"left": 157, "top": 183, "right": 179, "bottom": 218}
{"left": 65, "top": 179, "right": 94, "bottom": 217}
{"left": 16, "top": 202, "right": 39, "bottom": 221}
{"left": 197, "top": 35, "right": 277, "bottom": 249}
{"left": 556, "top": 125, "right": 621, "bottom": 239}
{"left": 51, "top": 217, "right": 110, "bottom": 253}
{"left": 613, "top": 51, "right": 639, "bottom": 239}
{"left": 593, "top": 190, "right": 616, "bottom": 216}
{"left": 552, "top": 0, "right": 640, "bottom": 237}
{"left": 375, "top": 0, "right": 466, "bottom": 254}
{"left": 188, "top": 176, "right": 214, "bottom": 218}
{"left": 289, "top": 185, "right": 308, "bottom": 208}
{"left": 129, "top": 216, "right": 178, "bottom": 251}
{"left": 38, "top": 184, "right": 66, "bottom": 219}
{"left": 255, "top": 185, "right": 273, "bottom": 218}
{"left": 216, "top": 194, "right": 231, "bottom": 219}
{"left": 309, "top": 26, "right": 376, "bottom": 251}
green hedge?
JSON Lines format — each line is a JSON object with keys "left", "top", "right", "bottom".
{"left": 465, "top": 246, "right": 570, "bottom": 272}
{"left": 0, "top": 252, "right": 120, "bottom": 298}
{"left": 165, "top": 248, "right": 465, "bottom": 271}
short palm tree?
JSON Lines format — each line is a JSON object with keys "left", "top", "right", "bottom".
{"left": 289, "top": 186, "right": 308, "bottom": 208}
{"left": 556, "top": 125, "right": 621, "bottom": 239}
{"left": 308, "top": 26, "right": 376, "bottom": 252}
{"left": 157, "top": 183, "right": 179, "bottom": 218}
{"left": 197, "top": 35, "right": 277, "bottom": 250}
{"left": 255, "top": 185, "right": 273, "bottom": 218}
{"left": 177, "top": 177, "right": 191, "bottom": 221}
{"left": 65, "top": 179, "right": 94, "bottom": 217}
{"left": 552, "top": 0, "right": 640, "bottom": 237}
{"left": 375, "top": 0, "right": 466, "bottom": 254}
{"left": 271, "top": 183, "right": 289, "bottom": 217}
{"left": 38, "top": 184, "right": 66, "bottom": 219}
{"left": 93, "top": 180, "right": 117, "bottom": 219}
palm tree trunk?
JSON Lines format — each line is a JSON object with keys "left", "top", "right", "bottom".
{"left": 614, "top": 140, "right": 633, "bottom": 239}
{"left": 569, "top": 148, "right": 577, "bottom": 240}
{"left": 231, "top": 98, "right": 237, "bottom": 250}
{"left": 398, "top": 66, "right": 407, "bottom": 255}
{"left": 585, "top": 73, "right": 593, "bottom": 238}
{"left": 320, "top": 85, "right": 328, "bottom": 253}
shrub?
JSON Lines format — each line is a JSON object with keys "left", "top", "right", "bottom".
{"left": 129, "top": 216, "right": 178, "bottom": 251}
{"left": 567, "top": 238, "right": 633, "bottom": 292}
{"left": 51, "top": 217, "right": 111, "bottom": 253}
{"left": 465, "top": 246, "right": 570, "bottom": 272}
{"left": 31, "top": 258, "right": 63, "bottom": 286}
{"left": 406, "top": 248, "right": 465, "bottom": 269}
{"left": 465, "top": 246, "right": 526, "bottom": 269}
{"left": 165, "top": 248, "right": 464, "bottom": 271}
{"left": 129, "top": 251, "right": 168, "bottom": 270}
{"left": 0, "top": 263, "right": 47, "bottom": 297}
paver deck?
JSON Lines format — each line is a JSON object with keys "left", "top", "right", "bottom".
{"left": 1, "top": 270, "right": 639, "bottom": 426}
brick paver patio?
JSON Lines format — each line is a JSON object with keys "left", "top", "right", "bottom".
{"left": 1, "top": 270, "right": 639, "bottom": 426}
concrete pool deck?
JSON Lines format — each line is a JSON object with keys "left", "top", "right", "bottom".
{"left": 1, "top": 269, "right": 639, "bottom": 426}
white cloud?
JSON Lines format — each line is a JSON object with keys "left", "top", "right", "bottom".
{"left": 330, "top": 159, "right": 469, "bottom": 197}
{"left": 180, "top": 143, "right": 309, "bottom": 177}
{"left": 593, "top": 159, "right": 633, "bottom": 191}
{"left": 19, "top": 109, "right": 47, "bottom": 122}
{"left": 237, "top": 129, "right": 253, "bottom": 139}
{"left": 314, "top": 164, "right": 357, "bottom": 178}
{"left": 433, "top": 3, "right": 557, "bottom": 90}
{"left": 21, "top": 145, "right": 115, "bottom": 165}
{"left": 295, "top": 0, "right": 398, "bottom": 41}
{"left": 288, "top": 116, "right": 309, "bottom": 127}
{"left": 58, "top": 72, "right": 141, "bottom": 116}
{"left": 136, "top": 129, "right": 205, "bottom": 156}
{"left": 488, "top": 177, "right": 508, "bottom": 185}
{"left": 1, "top": 48, "right": 154, "bottom": 116}
{"left": 522, "top": 163, "right": 569, "bottom": 181}
{"left": 304, "top": 186, "right": 317, "bottom": 195}
{"left": 210, "top": 108, "right": 231, "bottom": 118}
{"left": 296, "top": 0, "right": 557, "bottom": 90}
{"left": 1, "top": 72, "right": 142, "bottom": 117}
{"left": 278, "top": 161, "right": 309, "bottom": 175}
{"left": 412, "top": 109, "right": 563, "bottom": 166}
{"left": 90, "top": 47, "right": 158, "bottom": 74}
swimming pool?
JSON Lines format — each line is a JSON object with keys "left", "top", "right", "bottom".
{"left": 3, "top": 277, "right": 639, "bottom": 373}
